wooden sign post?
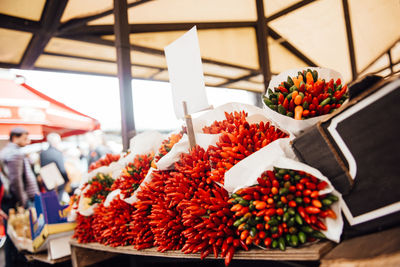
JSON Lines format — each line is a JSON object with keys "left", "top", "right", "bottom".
{"left": 182, "top": 101, "right": 196, "bottom": 149}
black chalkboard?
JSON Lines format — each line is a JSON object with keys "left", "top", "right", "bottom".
{"left": 330, "top": 85, "right": 400, "bottom": 217}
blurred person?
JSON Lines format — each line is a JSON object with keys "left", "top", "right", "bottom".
{"left": 39, "top": 133, "right": 69, "bottom": 202}
{"left": 0, "top": 127, "right": 39, "bottom": 267}
{"left": 86, "top": 131, "right": 112, "bottom": 167}
{"left": 64, "top": 146, "right": 84, "bottom": 195}
{"left": 0, "top": 127, "right": 39, "bottom": 208}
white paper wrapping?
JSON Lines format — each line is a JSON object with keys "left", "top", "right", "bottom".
{"left": 224, "top": 140, "right": 343, "bottom": 243}
{"left": 126, "top": 167, "right": 155, "bottom": 204}
{"left": 155, "top": 134, "right": 189, "bottom": 170}
{"left": 263, "top": 67, "right": 343, "bottom": 136}
{"left": 103, "top": 189, "right": 122, "bottom": 208}
{"left": 77, "top": 185, "right": 98, "bottom": 217}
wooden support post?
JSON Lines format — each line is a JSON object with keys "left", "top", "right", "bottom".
{"left": 342, "top": 0, "right": 357, "bottom": 81}
{"left": 388, "top": 50, "right": 394, "bottom": 74}
{"left": 114, "top": 0, "right": 136, "bottom": 151}
{"left": 71, "top": 245, "right": 117, "bottom": 267}
{"left": 182, "top": 101, "right": 196, "bottom": 149}
{"left": 255, "top": 0, "right": 272, "bottom": 94}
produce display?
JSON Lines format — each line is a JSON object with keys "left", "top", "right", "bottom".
{"left": 230, "top": 168, "right": 337, "bottom": 250}
{"left": 263, "top": 69, "right": 348, "bottom": 120}
{"left": 89, "top": 153, "right": 121, "bottom": 171}
{"left": 71, "top": 107, "right": 342, "bottom": 266}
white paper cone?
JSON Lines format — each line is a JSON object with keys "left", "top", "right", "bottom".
{"left": 263, "top": 67, "right": 343, "bottom": 136}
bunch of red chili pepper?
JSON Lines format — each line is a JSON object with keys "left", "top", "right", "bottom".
{"left": 174, "top": 147, "right": 235, "bottom": 259}
{"left": 89, "top": 153, "right": 121, "bottom": 171}
{"left": 92, "top": 196, "right": 135, "bottom": 247}
{"left": 73, "top": 213, "right": 96, "bottom": 243}
{"left": 263, "top": 69, "right": 348, "bottom": 120}
{"left": 141, "top": 147, "right": 212, "bottom": 252}
{"left": 111, "top": 153, "right": 153, "bottom": 198}
{"left": 73, "top": 173, "right": 115, "bottom": 243}
{"left": 180, "top": 182, "right": 240, "bottom": 266}
{"left": 229, "top": 168, "right": 338, "bottom": 250}
{"left": 129, "top": 170, "right": 169, "bottom": 250}
{"left": 83, "top": 173, "right": 114, "bottom": 205}
{"left": 206, "top": 111, "right": 288, "bottom": 184}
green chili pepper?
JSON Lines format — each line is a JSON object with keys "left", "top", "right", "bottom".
{"left": 295, "top": 214, "right": 303, "bottom": 226}
{"left": 291, "top": 234, "right": 299, "bottom": 247}
{"left": 320, "top": 97, "right": 331, "bottom": 107}
{"left": 298, "top": 232, "right": 307, "bottom": 244}
{"left": 287, "top": 76, "right": 294, "bottom": 86}
{"left": 301, "top": 226, "right": 314, "bottom": 234}
{"left": 278, "top": 237, "right": 286, "bottom": 251}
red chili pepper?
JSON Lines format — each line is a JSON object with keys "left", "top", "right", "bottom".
{"left": 283, "top": 98, "right": 289, "bottom": 110}
{"left": 278, "top": 86, "right": 288, "bottom": 94}
{"left": 278, "top": 93, "right": 284, "bottom": 104}
{"left": 289, "top": 99, "right": 295, "bottom": 112}
{"left": 311, "top": 191, "right": 319, "bottom": 198}
{"left": 305, "top": 206, "right": 321, "bottom": 214}
{"left": 312, "top": 199, "right": 322, "bottom": 208}
{"left": 317, "top": 181, "right": 328, "bottom": 190}
{"left": 288, "top": 200, "right": 297, "bottom": 208}
{"left": 315, "top": 219, "right": 327, "bottom": 231}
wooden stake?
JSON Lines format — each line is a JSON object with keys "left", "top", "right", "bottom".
{"left": 182, "top": 101, "right": 196, "bottom": 149}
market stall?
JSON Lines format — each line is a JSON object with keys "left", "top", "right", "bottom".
{"left": 0, "top": 78, "right": 100, "bottom": 142}
{"left": 0, "top": 0, "right": 399, "bottom": 266}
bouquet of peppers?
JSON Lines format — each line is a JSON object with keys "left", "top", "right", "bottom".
{"left": 83, "top": 173, "right": 114, "bottom": 205}
{"left": 111, "top": 153, "right": 153, "bottom": 198}
{"left": 229, "top": 167, "right": 338, "bottom": 250}
{"left": 74, "top": 173, "right": 114, "bottom": 243}
{"left": 263, "top": 69, "right": 348, "bottom": 120}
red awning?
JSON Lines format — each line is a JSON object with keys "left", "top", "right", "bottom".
{"left": 0, "top": 78, "right": 100, "bottom": 141}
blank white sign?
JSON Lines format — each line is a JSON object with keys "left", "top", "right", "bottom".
{"left": 164, "top": 26, "right": 209, "bottom": 119}
{"left": 39, "top": 162, "right": 65, "bottom": 190}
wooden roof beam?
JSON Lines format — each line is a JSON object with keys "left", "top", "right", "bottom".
{"left": 20, "top": 0, "right": 68, "bottom": 69}
{"left": 256, "top": 0, "right": 271, "bottom": 93}
{"left": 58, "top": 0, "right": 152, "bottom": 34}
{"left": 266, "top": 0, "right": 316, "bottom": 22}
{"left": 58, "top": 34, "right": 259, "bottom": 72}
{"left": 0, "top": 14, "right": 41, "bottom": 33}
{"left": 342, "top": 0, "right": 357, "bottom": 81}
{"left": 57, "top": 21, "right": 256, "bottom": 36}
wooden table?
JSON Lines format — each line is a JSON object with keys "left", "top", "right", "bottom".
{"left": 70, "top": 226, "right": 400, "bottom": 267}
{"left": 25, "top": 251, "right": 70, "bottom": 265}
{"left": 320, "top": 226, "right": 400, "bottom": 267}
{"left": 70, "top": 239, "right": 333, "bottom": 267}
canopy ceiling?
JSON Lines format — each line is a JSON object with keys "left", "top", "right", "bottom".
{"left": 0, "top": 0, "right": 399, "bottom": 93}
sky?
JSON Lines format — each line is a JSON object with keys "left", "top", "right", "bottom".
{"left": 8, "top": 69, "right": 257, "bottom": 132}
